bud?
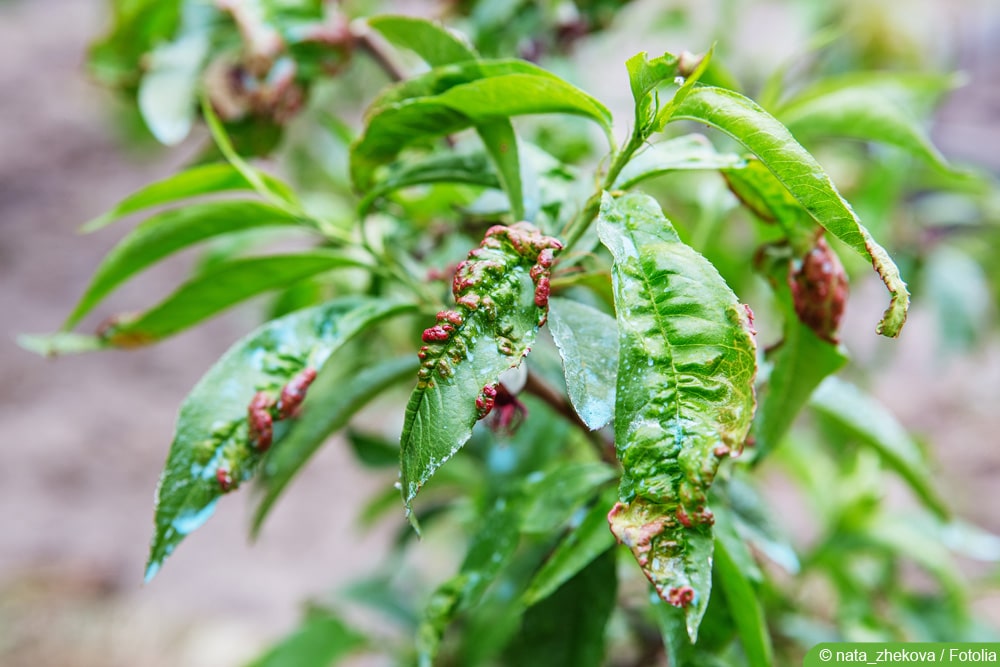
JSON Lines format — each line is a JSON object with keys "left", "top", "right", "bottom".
{"left": 788, "top": 235, "right": 849, "bottom": 344}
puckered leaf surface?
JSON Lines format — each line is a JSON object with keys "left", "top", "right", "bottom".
{"left": 598, "top": 192, "right": 757, "bottom": 639}
{"left": 146, "top": 298, "right": 413, "bottom": 579}
{"left": 400, "top": 223, "right": 562, "bottom": 520}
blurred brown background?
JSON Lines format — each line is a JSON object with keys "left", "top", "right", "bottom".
{"left": 2, "top": 0, "right": 1000, "bottom": 665}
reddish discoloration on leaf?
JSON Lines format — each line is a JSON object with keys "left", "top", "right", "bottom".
{"left": 608, "top": 502, "right": 668, "bottom": 567}
{"left": 247, "top": 391, "right": 275, "bottom": 451}
{"left": 789, "top": 234, "right": 848, "bottom": 344}
{"left": 475, "top": 384, "right": 498, "bottom": 419}
{"left": 96, "top": 313, "right": 155, "bottom": 348}
{"left": 216, "top": 467, "right": 235, "bottom": 492}
{"left": 675, "top": 504, "right": 694, "bottom": 529}
{"left": 743, "top": 304, "right": 757, "bottom": 335}
{"left": 668, "top": 586, "right": 695, "bottom": 608}
{"left": 421, "top": 324, "right": 454, "bottom": 343}
{"left": 436, "top": 310, "right": 464, "bottom": 327}
{"left": 278, "top": 367, "right": 317, "bottom": 419}
{"left": 533, "top": 274, "right": 552, "bottom": 309}
{"left": 413, "top": 223, "right": 563, "bottom": 391}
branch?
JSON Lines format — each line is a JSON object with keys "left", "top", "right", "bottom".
{"left": 351, "top": 21, "right": 407, "bottom": 82}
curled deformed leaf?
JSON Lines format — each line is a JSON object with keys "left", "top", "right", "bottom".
{"left": 145, "top": 298, "right": 414, "bottom": 580}
{"left": 625, "top": 51, "right": 679, "bottom": 133}
{"left": 598, "top": 192, "right": 757, "bottom": 640}
{"left": 400, "top": 223, "right": 563, "bottom": 520}
{"left": 671, "top": 85, "right": 909, "bottom": 337}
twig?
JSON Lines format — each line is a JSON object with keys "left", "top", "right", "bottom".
{"left": 351, "top": 21, "right": 408, "bottom": 82}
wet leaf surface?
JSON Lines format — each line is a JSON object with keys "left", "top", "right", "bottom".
{"left": 598, "top": 192, "right": 756, "bottom": 639}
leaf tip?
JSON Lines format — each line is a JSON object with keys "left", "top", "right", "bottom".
{"left": 143, "top": 559, "right": 161, "bottom": 584}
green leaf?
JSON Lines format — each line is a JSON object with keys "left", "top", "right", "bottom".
{"left": 251, "top": 355, "right": 418, "bottom": 534}
{"left": 88, "top": 1, "right": 182, "bottom": 87}
{"left": 63, "top": 200, "right": 308, "bottom": 330}
{"left": 520, "top": 462, "right": 617, "bottom": 534}
{"left": 776, "top": 73, "right": 959, "bottom": 173}
{"left": 346, "top": 429, "right": 403, "bottom": 469}
{"left": 417, "top": 497, "right": 521, "bottom": 667}
{"left": 547, "top": 297, "right": 618, "bottom": 430}
{"left": 201, "top": 97, "right": 299, "bottom": 209}
{"left": 863, "top": 512, "right": 965, "bottom": 602}
{"left": 652, "top": 595, "right": 730, "bottom": 667}
{"left": 81, "top": 163, "right": 296, "bottom": 233}
{"left": 137, "top": 3, "right": 214, "bottom": 145}
{"left": 598, "top": 192, "right": 757, "bottom": 640}
{"left": 351, "top": 60, "right": 612, "bottom": 190}
{"left": 614, "top": 134, "right": 746, "bottom": 191}
{"left": 654, "top": 47, "right": 715, "bottom": 130}
{"left": 724, "top": 476, "right": 799, "bottom": 574}
{"left": 400, "top": 223, "right": 562, "bottom": 521}
{"left": 103, "top": 252, "right": 367, "bottom": 346}
{"left": 523, "top": 486, "right": 618, "bottom": 606}
{"left": 923, "top": 245, "right": 993, "bottom": 351}
{"left": 367, "top": 15, "right": 477, "bottom": 66}
{"left": 625, "top": 51, "right": 679, "bottom": 131}
{"left": 810, "top": 377, "right": 949, "bottom": 519}
{"left": 245, "top": 605, "right": 367, "bottom": 667}
{"left": 339, "top": 573, "right": 419, "bottom": 630}
{"left": 671, "top": 85, "right": 910, "bottom": 337}
{"left": 752, "top": 320, "right": 848, "bottom": 458}
{"left": 359, "top": 150, "right": 500, "bottom": 215}
{"left": 722, "top": 158, "right": 813, "bottom": 232}
{"left": 504, "top": 547, "right": 617, "bottom": 667}
{"left": 144, "top": 298, "right": 414, "bottom": 580}
{"left": 477, "top": 119, "right": 524, "bottom": 220}
{"left": 714, "top": 511, "right": 773, "bottom": 667}
{"left": 626, "top": 51, "right": 679, "bottom": 105}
